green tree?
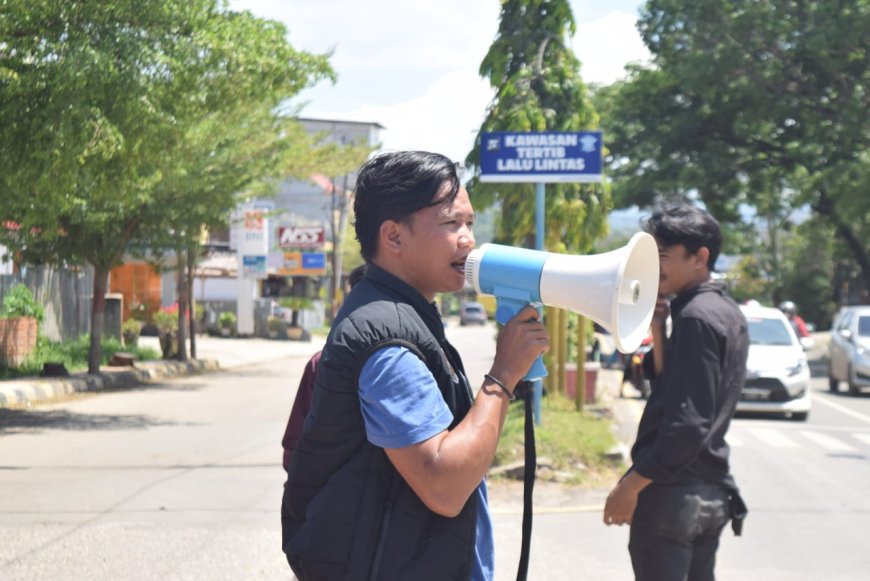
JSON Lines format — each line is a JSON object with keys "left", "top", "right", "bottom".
{"left": 728, "top": 255, "right": 773, "bottom": 305}
{"left": 600, "top": 0, "right": 870, "bottom": 300}
{"left": 779, "top": 218, "right": 838, "bottom": 329}
{"left": 465, "top": 0, "right": 611, "bottom": 254}
{"left": 147, "top": 108, "right": 370, "bottom": 360}
{"left": 0, "top": 1, "right": 334, "bottom": 372}
{"left": 465, "top": 0, "right": 612, "bottom": 406}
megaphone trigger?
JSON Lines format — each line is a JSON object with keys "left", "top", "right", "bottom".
{"left": 494, "top": 300, "right": 543, "bottom": 326}
{"left": 494, "top": 301, "right": 518, "bottom": 325}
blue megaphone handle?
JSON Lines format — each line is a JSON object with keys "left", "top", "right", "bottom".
{"left": 494, "top": 298, "right": 548, "bottom": 382}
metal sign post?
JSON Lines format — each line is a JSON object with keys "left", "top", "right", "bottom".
{"left": 478, "top": 130, "right": 604, "bottom": 581}
{"left": 479, "top": 130, "right": 603, "bottom": 424}
{"left": 533, "top": 182, "right": 545, "bottom": 425}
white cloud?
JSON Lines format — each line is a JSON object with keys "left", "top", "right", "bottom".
{"left": 312, "top": 71, "right": 495, "bottom": 164}
{"left": 228, "top": 1, "right": 649, "bottom": 162}
{"left": 231, "top": 0, "right": 498, "bottom": 72}
{"left": 574, "top": 11, "right": 651, "bottom": 85}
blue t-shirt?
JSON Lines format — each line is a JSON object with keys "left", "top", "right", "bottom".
{"left": 359, "top": 345, "right": 494, "bottom": 581}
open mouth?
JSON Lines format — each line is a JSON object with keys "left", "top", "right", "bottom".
{"left": 451, "top": 258, "right": 466, "bottom": 274}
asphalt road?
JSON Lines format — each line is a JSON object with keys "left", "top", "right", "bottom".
{"left": 491, "top": 349, "right": 870, "bottom": 580}
{"left": 1, "top": 323, "right": 869, "bottom": 580}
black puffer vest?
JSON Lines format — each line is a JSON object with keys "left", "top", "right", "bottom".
{"left": 282, "top": 264, "right": 477, "bottom": 580}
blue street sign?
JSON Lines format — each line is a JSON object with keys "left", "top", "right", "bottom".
{"left": 301, "top": 252, "right": 326, "bottom": 270}
{"left": 479, "top": 131, "right": 603, "bottom": 183}
{"left": 241, "top": 255, "right": 267, "bottom": 279}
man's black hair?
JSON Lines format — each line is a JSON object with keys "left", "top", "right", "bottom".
{"left": 642, "top": 203, "right": 722, "bottom": 271}
{"left": 353, "top": 151, "right": 461, "bottom": 263}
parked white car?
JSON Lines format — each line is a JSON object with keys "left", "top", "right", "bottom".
{"left": 828, "top": 305, "right": 870, "bottom": 395}
{"left": 738, "top": 304, "right": 812, "bottom": 421}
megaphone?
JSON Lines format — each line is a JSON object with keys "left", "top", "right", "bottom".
{"left": 464, "top": 232, "right": 660, "bottom": 380}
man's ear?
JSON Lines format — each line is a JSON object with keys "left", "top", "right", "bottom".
{"left": 379, "top": 220, "right": 403, "bottom": 255}
{"left": 695, "top": 247, "right": 710, "bottom": 269}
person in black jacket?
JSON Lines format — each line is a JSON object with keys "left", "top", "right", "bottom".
{"left": 282, "top": 151, "right": 549, "bottom": 580}
{"left": 281, "top": 264, "right": 367, "bottom": 473}
{"left": 603, "top": 203, "right": 749, "bottom": 581}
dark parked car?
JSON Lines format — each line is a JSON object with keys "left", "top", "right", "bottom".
{"left": 459, "top": 302, "right": 488, "bottom": 326}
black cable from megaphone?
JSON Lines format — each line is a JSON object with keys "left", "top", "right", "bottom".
{"left": 515, "top": 380, "right": 535, "bottom": 581}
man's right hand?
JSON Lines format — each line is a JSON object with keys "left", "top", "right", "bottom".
{"left": 489, "top": 305, "right": 550, "bottom": 391}
{"left": 651, "top": 295, "right": 670, "bottom": 375}
{"left": 652, "top": 295, "right": 670, "bottom": 331}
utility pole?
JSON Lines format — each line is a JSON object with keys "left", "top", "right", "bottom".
{"left": 329, "top": 173, "right": 352, "bottom": 320}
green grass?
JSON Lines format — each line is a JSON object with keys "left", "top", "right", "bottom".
{"left": 494, "top": 393, "right": 622, "bottom": 486}
{"left": 0, "top": 335, "right": 160, "bottom": 380}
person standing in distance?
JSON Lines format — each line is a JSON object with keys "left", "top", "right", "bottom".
{"left": 603, "top": 202, "right": 749, "bottom": 581}
{"left": 281, "top": 264, "right": 367, "bottom": 472}
{"left": 282, "top": 151, "right": 549, "bottom": 580}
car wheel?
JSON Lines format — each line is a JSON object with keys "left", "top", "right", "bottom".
{"left": 791, "top": 411, "right": 809, "bottom": 421}
{"left": 848, "top": 366, "right": 861, "bottom": 396}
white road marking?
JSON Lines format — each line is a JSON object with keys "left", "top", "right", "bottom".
{"left": 800, "top": 430, "right": 858, "bottom": 452}
{"left": 850, "top": 433, "right": 870, "bottom": 447}
{"left": 812, "top": 393, "right": 870, "bottom": 425}
{"left": 726, "top": 434, "right": 745, "bottom": 447}
{"left": 746, "top": 428, "right": 799, "bottom": 448}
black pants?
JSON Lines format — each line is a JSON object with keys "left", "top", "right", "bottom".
{"left": 629, "top": 480, "right": 731, "bottom": 581}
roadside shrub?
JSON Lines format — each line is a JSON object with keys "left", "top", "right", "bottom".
{"left": 218, "top": 311, "right": 236, "bottom": 329}
{"left": 152, "top": 309, "right": 178, "bottom": 334}
{"left": 122, "top": 319, "right": 142, "bottom": 347}
{"left": 0, "top": 284, "right": 44, "bottom": 323}
{"left": 0, "top": 335, "right": 160, "bottom": 380}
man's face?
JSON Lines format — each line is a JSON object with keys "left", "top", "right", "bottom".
{"left": 657, "top": 243, "right": 705, "bottom": 296}
{"left": 396, "top": 185, "right": 476, "bottom": 301}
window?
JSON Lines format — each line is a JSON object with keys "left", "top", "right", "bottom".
{"left": 746, "top": 318, "right": 793, "bottom": 346}
{"left": 838, "top": 311, "right": 853, "bottom": 332}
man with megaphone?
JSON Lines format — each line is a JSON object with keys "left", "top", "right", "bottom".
{"left": 603, "top": 203, "right": 749, "bottom": 581}
{"left": 281, "top": 150, "right": 549, "bottom": 580}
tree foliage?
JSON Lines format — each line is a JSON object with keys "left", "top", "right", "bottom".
{"left": 0, "top": 0, "right": 337, "bottom": 371}
{"left": 465, "top": 0, "right": 610, "bottom": 253}
{"left": 599, "top": 0, "right": 870, "bottom": 300}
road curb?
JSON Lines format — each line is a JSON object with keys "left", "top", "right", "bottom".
{"left": 0, "top": 358, "right": 221, "bottom": 408}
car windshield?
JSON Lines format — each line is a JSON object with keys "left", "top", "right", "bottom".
{"left": 858, "top": 316, "right": 870, "bottom": 337}
{"left": 746, "top": 318, "right": 793, "bottom": 346}
{"left": 463, "top": 305, "right": 483, "bottom": 313}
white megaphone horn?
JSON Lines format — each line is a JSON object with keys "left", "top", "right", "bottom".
{"left": 464, "top": 232, "right": 660, "bottom": 381}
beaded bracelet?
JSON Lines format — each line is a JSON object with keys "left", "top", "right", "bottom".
{"left": 484, "top": 373, "right": 515, "bottom": 401}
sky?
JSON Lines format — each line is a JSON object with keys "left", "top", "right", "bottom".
{"left": 227, "top": 0, "right": 649, "bottom": 164}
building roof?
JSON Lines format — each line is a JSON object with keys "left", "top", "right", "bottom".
{"left": 297, "top": 117, "right": 385, "bottom": 130}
